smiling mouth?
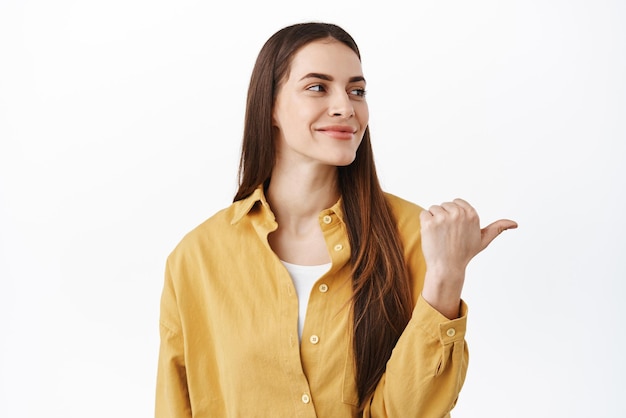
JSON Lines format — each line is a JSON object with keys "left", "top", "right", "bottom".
{"left": 317, "top": 127, "right": 356, "bottom": 140}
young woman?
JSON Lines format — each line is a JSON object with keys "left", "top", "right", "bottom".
{"left": 155, "top": 22, "right": 517, "bottom": 418}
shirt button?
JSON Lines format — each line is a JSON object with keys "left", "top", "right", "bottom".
{"left": 310, "top": 335, "right": 319, "bottom": 344}
{"left": 446, "top": 328, "right": 456, "bottom": 337}
{"left": 301, "top": 393, "right": 311, "bottom": 404}
{"left": 333, "top": 244, "right": 343, "bottom": 251}
{"left": 319, "top": 283, "right": 329, "bottom": 293}
{"left": 322, "top": 215, "right": 332, "bottom": 224}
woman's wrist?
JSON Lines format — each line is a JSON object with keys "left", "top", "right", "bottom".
{"left": 421, "top": 269, "right": 465, "bottom": 319}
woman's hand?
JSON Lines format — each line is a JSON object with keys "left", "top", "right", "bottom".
{"left": 419, "top": 199, "right": 517, "bottom": 318}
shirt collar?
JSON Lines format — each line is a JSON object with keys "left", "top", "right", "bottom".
{"left": 230, "top": 184, "right": 346, "bottom": 225}
{"left": 321, "top": 197, "right": 345, "bottom": 224}
{"left": 230, "top": 185, "right": 269, "bottom": 225}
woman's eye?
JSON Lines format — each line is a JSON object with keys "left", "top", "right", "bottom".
{"left": 350, "top": 88, "right": 367, "bottom": 97}
{"left": 307, "top": 84, "right": 325, "bottom": 92}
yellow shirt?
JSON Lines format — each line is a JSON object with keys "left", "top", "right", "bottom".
{"left": 156, "top": 187, "right": 469, "bottom": 418}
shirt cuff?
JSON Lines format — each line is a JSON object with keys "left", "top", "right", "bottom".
{"left": 412, "top": 294, "right": 468, "bottom": 345}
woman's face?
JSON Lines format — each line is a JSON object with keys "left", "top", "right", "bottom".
{"left": 272, "top": 39, "right": 369, "bottom": 168}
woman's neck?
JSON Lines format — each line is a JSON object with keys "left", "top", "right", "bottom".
{"left": 266, "top": 164, "right": 339, "bottom": 229}
{"left": 265, "top": 159, "right": 340, "bottom": 265}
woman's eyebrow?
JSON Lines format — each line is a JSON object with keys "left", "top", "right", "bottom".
{"left": 299, "top": 73, "right": 366, "bottom": 83}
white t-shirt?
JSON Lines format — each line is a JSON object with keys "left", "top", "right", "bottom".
{"left": 280, "top": 260, "right": 331, "bottom": 340}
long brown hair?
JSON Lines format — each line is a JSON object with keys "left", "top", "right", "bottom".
{"left": 234, "top": 22, "right": 413, "bottom": 410}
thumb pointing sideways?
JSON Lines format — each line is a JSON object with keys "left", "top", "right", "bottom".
{"left": 480, "top": 219, "right": 518, "bottom": 252}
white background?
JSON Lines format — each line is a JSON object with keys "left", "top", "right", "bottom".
{"left": 1, "top": 0, "right": 625, "bottom": 417}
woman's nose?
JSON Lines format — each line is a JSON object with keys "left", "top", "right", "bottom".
{"left": 328, "top": 91, "right": 355, "bottom": 118}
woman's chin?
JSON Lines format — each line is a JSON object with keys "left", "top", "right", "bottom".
{"left": 326, "top": 153, "right": 357, "bottom": 167}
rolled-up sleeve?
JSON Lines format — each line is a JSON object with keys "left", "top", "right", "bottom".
{"left": 364, "top": 295, "right": 469, "bottom": 418}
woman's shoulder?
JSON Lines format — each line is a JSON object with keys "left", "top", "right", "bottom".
{"left": 383, "top": 191, "right": 426, "bottom": 240}
{"left": 170, "top": 186, "right": 267, "bottom": 258}
{"left": 383, "top": 192, "right": 425, "bottom": 218}
{"left": 167, "top": 201, "right": 241, "bottom": 258}
{"left": 188, "top": 203, "right": 237, "bottom": 235}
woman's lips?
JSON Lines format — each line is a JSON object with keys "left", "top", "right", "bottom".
{"left": 316, "top": 126, "right": 356, "bottom": 140}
